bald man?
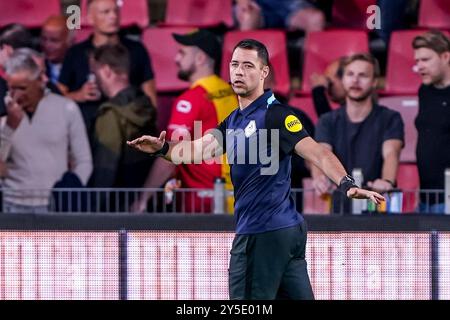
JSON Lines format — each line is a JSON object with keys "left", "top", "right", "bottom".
{"left": 57, "top": 0, "right": 157, "bottom": 135}
{"left": 40, "top": 15, "right": 73, "bottom": 86}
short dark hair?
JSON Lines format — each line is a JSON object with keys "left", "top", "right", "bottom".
{"left": 232, "top": 39, "right": 269, "bottom": 66}
{"left": 341, "top": 52, "right": 380, "bottom": 78}
{"left": 412, "top": 30, "right": 450, "bottom": 54}
{"left": 0, "top": 24, "right": 33, "bottom": 49}
{"left": 92, "top": 44, "right": 130, "bottom": 74}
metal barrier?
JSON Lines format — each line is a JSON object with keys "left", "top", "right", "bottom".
{"left": 0, "top": 186, "right": 446, "bottom": 215}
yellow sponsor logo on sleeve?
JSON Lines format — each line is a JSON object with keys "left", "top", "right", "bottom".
{"left": 284, "top": 115, "right": 303, "bottom": 132}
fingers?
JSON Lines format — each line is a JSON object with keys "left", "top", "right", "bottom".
{"left": 127, "top": 135, "right": 151, "bottom": 146}
{"left": 372, "top": 192, "right": 385, "bottom": 204}
{"left": 347, "top": 188, "right": 357, "bottom": 198}
{"left": 159, "top": 131, "right": 166, "bottom": 142}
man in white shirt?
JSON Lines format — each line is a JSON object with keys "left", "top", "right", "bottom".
{"left": 1, "top": 50, "right": 92, "bottom": 213}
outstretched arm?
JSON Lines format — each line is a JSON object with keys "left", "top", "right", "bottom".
{"left": 295, "top": 137, "right": 385, "bottom": 204}
{"left": 127, "top": 130, "right": 223, "bottom": 163}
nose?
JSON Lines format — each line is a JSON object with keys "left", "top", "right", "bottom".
{"left": 233, "top": 64, "right": 244, "bottom": 76}
{"left": 108, "top": 9, "right": 119, "bottom": 22}
{"left": 416, "top": 62, "right": 425, "bottom": 71}
{"left": 174, "top": 53, "right": 181, "bottom": 64}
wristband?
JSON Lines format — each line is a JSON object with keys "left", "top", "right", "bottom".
{"left": 152, "top": 141, "right": 169, "bottom": 157}
{"left": 382, "top": 179, "right": 396, "bottom": 188}
{"left": 339, "top": 174, "right": 359, "bottom": 195}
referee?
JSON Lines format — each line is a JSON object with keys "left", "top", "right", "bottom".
{"left": 128, "top": 39, "right": 384, "bottom": 300}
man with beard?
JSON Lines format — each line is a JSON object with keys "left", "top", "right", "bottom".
{"left": 312, "top": 53, "right": 404, "bottom": 214}
{"left": 412, "top": 30, "right": 450, "bottom": 213}
{"left": 132, "top": 29, "right": 238, "bottom": 213}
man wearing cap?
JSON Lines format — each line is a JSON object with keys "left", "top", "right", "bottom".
{"left": 132, "top": 29, "right": 238, "bottom": 213}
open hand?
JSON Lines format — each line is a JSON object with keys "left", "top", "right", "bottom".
{"left": 347, "top": 187, "right": 385, "bottom": 205}
{"left": 127, "top": 131, "right": 167, "bottom": 154}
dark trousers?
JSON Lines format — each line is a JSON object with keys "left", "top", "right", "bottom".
{"left": 229, "top": 221, "right": 314, "bottom": 300}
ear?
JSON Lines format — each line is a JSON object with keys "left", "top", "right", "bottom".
{"left": 4, "top": 44, "right": 14, "bottom": 58}
{"left": 372, "top": 77, "right": 379, "bottom": 90}
{"left": 40, "top": 72, "right": 49, "bottom": 86}
{"left": 441, "top": 51, "right": 450, "bottom": 65}
{"left": 98, "top": 65, "right": 113, "bottom": 79}
{"left": 105, "top": 65, "right": 113, "bottom": 78}
{"left": 195, "top": 50, "right": 207, "bottom": 66}
{"left": 261, "top": 65, "right": 269, "bottom": 80}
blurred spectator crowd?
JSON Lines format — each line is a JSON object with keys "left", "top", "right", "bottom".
{"left": 0, "top": 0, "right": 449, "bottom": 214}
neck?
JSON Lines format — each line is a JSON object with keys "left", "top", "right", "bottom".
{"left": 345, "top": 96, "right": 373, "bottom": 122}
{"left": 190, "top": 67, "right": 214, "bottom": 84}
{"left": 107, "top": 81, "right": 129, "bottom": 98}
{"left": 239, "top": 87, "right": 265, "bottom": 109}
{"left": 92, "top": 31, "right": 119, "bottom": 47}
{"left": 28, "top": 91, "right": 45, "bottom": 114}
{"left": 434, "top": 68, "right": 450, "bottom": 89}
{"left": 49, "top": 58, "right": 63, "bottom": 65}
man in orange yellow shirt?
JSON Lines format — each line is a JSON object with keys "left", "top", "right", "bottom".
{"left": 133, "top": 29, "right": 238, "bottom": 213}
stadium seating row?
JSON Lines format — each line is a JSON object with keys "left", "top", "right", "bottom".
{"left": 1, "top": 0, "right": 449, "bottom": 31}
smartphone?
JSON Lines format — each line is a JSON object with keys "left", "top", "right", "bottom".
{"left": 4, "top": 91, "right": 12, "bottom": 106}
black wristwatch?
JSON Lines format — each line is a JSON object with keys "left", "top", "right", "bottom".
{"left": 338, "top": 174, "right": 359, "bottom": 195}
{"left": 152, "top": 141, "right": 169, "bottom": 157}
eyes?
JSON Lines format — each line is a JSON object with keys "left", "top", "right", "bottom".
{"left": 230, "top": 62, "right": 255, "bottom": 70}
{"left": 344, "top": 71, "right": 370, "bottom": 78}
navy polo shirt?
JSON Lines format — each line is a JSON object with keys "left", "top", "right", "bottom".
{"left": 215, "top": 90, "right": 309, "bottom": 235}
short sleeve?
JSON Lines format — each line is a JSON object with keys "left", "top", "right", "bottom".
{"left": 315, "top": 113, "right": 334, "bottom": 145}
{"left": 210, "top": 118, "right": 228, "bottom": 150}
{"left": 383, "top": 111, "right": 404, "bottom": 144}
{"left": 266, "top": 104, "right": 309, "bottom": 155}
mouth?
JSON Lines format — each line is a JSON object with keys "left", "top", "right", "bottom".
{"left": 233, "top": 80, "right": 245, "bottom": 87}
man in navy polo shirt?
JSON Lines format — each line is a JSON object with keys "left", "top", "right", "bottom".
{"left": 128, "top": 39, "right": 384, "bottom": 300}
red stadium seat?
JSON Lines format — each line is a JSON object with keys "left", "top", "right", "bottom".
{"left": 378, "top": 96, "right": 418, "bottom": 163}
{"left": 0, "top": 0, "right": 60, "bottom": 28}
{"left": 302, "top": 178, "right": 331, "bottom": 214}
{"left": 301, "top": 30, "right": 369, "bottom": 94}
{"left": 289, "top": 96, "right": 340, "bottom": 125}
{"left": 397, "top": 163, "right": 419, "bottom": 213}
{"left": 81, "top": 0, "right": 149, "bottom": 29}
{"left": 383, "top": 30, "right": 424, "bottom": 95}
{"left": 164, "top": 0, "right": 233, "bottom": 28}
{"left": 332, "top": 0, "right": 376, "bottom": 29}
{"left": 221, "top": 30, "right": 290, "bottom": 97}
{"left": 289, "top": 96, "right": 319, "bottom": 124}
{"left": 418, "top": 0, "right": 450, "bottom": 29}
{"left": 142, "top": 27, "right": 192, "bottom": 92}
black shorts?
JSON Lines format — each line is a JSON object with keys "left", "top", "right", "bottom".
{"left": 229, "top": 221, "right": 314, "bottom": 300}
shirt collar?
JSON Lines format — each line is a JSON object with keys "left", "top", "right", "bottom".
{"left": 240, "top": 89, "right": 275, "bottom": 117}
{"left": 190, "top": 74, "right": 217, "bottom": 88}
